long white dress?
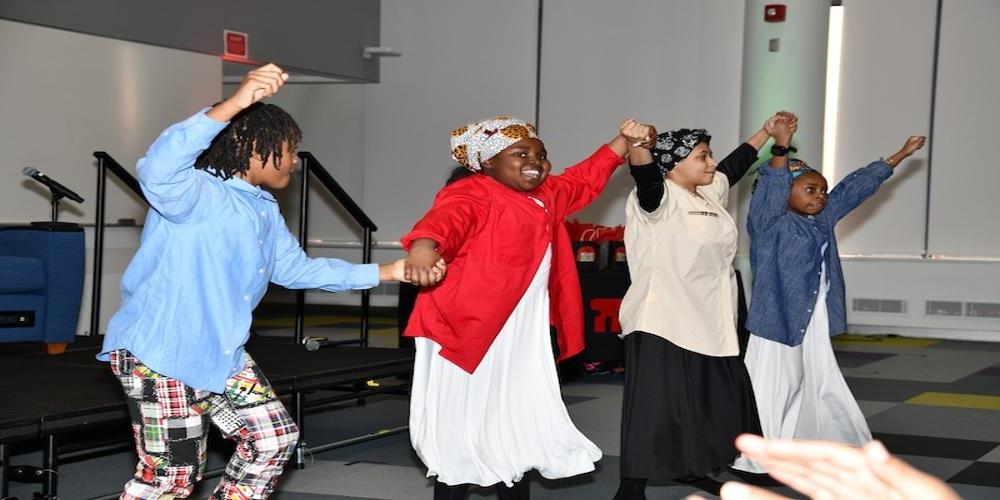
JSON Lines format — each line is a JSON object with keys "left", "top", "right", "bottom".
{"left": 409, "top": 245, "right": 602, "bottom": 487}
{"left": 733, "top": 250, "right": 872, "bottom": 473}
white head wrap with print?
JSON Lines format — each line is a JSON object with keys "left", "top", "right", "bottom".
{"left": 450, "top": 116, "right": 538, "bottom": 171}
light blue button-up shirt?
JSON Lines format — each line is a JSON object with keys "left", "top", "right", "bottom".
{"left": 98, "top": 110, "right": 379, "bottom": 393}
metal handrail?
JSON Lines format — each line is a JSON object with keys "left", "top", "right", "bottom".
{"left": 298, "top": 153, "right": 376, "bottom": 230}
{"left": 89, "top": 152, "right": 145, "bottom": 337}
{"left": 87, "top": 151, "right": 379, "bottom": 349}
{"left": 294, "top": 152, "right": 377, "bottom": 347}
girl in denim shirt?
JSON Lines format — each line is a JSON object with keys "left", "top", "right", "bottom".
{"left": 733, "top": 131, "right": 926, "bottom": 474}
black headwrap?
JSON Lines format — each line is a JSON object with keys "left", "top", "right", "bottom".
{"left": 652, "top": 128, "right": 712, "bottom": 175}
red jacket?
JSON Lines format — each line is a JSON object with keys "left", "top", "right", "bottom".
{"left": 401, "top": 145, "right": 624, "bottom": 373}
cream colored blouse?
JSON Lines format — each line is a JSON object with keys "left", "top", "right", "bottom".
{"left": 618, "top": 173, "right": 740, "bottom": 357}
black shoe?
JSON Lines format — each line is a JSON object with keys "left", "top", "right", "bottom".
{"left": 613, "top": 477, "right": 648, "bottom": 500}
{"left": 434, "top": 481, "right": 469, "bottom": 500}
{"left": 673, "top": 475, "right": 723, "bottom": 495}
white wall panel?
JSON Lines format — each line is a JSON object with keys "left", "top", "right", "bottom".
{"left": 362, "top": 0, "right": 539, "bottom": 242}
{"left": 539, "top": 0, "right": 745, "bottom": 227}
{"left": 0, "top": 19, "right": 220, "bottom": 225}
{"left": 832, "top": 0, "right": 936, "bottom": 255}
{"left": 926, "top": 0, "right": 1000, "bottom": 257}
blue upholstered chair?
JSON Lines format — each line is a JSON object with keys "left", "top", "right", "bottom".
{"left": 0, "top": 225, "right": 85, "bottom": 353}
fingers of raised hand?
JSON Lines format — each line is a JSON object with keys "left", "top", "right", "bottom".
{"left": 777, "top": 111, "right": 798, "bottom": 121}
{"left": 243, "top": 65, "right": 289, "bottom": 101}
{"left": 640, "top": 125, "right": 658, "bottom": 148}
{"left": 626, "top": 124, "right": 646, "bottom": 142}
{"left": 250, "top": 65, "right": 289, "bottom": 83}
{"left": 256, "top": 63, "right": 285, "bottom": 75}
{"left": 637, "top": 124, "right": 654, "bottom": 140}
{"left": 243, "top": 76, "right": 276, "bottom": 101}
{"left": 764, "top": 116, "right": 779, "bottom": 133}
{"left": 622, "top": 121, "right": 652, "bottom": 146}
{"left": 632, "top": 124, "right": 656, "bottom": 148}
{"left": 619, "top": 118, "right": 638, "bottom": 135}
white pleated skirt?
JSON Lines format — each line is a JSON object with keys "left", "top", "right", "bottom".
{"left": 734, "top": 263, "right": 872, "bottom": 473}
{"left": 409, "top": 246, "right": 602, "bottom": 487}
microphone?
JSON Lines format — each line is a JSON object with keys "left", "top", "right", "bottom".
{"left": 23, "top": 167, "right": 84, "bottom": 203}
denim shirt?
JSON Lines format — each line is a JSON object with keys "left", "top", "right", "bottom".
{"left": 745, "top": 161, "right": 893, "bottom": 346}
{"left": 98, "top": 110, "right": 379, "bottom": 393}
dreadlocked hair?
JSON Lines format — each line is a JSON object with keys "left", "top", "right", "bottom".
{"left": 195, "top": 102, "right": 302, "bottom": 180}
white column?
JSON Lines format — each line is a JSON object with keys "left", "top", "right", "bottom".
{"left": 735, "top": 0, "right": 831, "bottom": 265}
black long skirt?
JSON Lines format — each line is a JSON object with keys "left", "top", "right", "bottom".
{"left": 619, "top": 331, "right": 761, "bottom": 481}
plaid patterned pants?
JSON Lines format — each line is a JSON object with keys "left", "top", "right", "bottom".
{"left": 110, "top": 350, "right": 299, "bottom": 499}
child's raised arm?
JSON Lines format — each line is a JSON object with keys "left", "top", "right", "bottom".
{"left": 625, "top": 123, "right": 665, "bottom": 214}
{"left": 549, "top": 120, "right": 653, "bottom": 215}
{"left": 883, "top": 136, "right": 927, "bottom": 168}
{"left": 825, "top": 136, "right": 926, "bottom": 222}
{"left": 625, "top": 121, "right": 656, "bottom": 166}
{"left": 716, "top": 111, "right": 798, "bottom": 186}
{"left": 207, "top": 64, "right": 289, "bottom": 122}
{"left": 765, "top": 113, "right": 796, "bottom": 171}
{"left": 748, "top": 116, "right": 797, "bottom": 235}
{"left": 138, "top": 64, "right": 290, "bottom": 224}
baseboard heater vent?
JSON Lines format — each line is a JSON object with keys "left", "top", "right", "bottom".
{"left": 852, "top": 298, "right": 907, "bottom": 314}
{"left": 966, "top": 302, "right": 1000, "bottom": 319}
{"left": 926, "top": 300, "right": 963, "bottom": 317}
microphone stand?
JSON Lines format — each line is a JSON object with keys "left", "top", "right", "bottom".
{"left": 51, "top": 190, "right": 65, "bottom": 223}
{"left": 31, "top": 189, "right": 79, "bottom": 230}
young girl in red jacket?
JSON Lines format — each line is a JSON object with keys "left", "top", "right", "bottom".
{"left": 402, "top": 116, "right": 653, "bottom": 500}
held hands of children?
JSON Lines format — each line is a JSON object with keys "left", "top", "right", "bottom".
{"left": 381, "top": 257, "right": 444, "bottom": 284}
{"left": 745, "top": 111, "right": 799, "bottom": 151}
{"left": 766, "top": 111, "right": 798, "bottom": 145}
{"left": 621, "top": 119, "right": 657, "bottom": 149}
{"left": 622, "top": 120, "right": 657, "bottom": 166}
{"left": 769, "top": 114, "right": 797, "bottom": 146}
{"left": 608, "top": 119, "right": 656, "bottom": 157}
{"left": 403, "top": 239, "right": 448, "bottom": 287}
{"left": 208, "top": 63, "right": 290, "bottom": 122}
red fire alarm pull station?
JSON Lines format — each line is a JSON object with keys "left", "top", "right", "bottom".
{"left": 764, "top": 4, "right": 786, "bottom": 22}
{"left": 224, "top": 30, "right": 248, "bottom": 59}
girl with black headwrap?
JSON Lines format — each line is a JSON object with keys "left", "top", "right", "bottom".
{"left": 613, "top": 112, "right": 797, "bottom": 499}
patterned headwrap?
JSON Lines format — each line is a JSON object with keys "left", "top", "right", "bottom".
{"left": 450, "top": 116, "right": 539, "bottom": 171}
{"left": 652, "top": 128, "right": 712, "bottom": 174}
{"left": 751, "top": 157, "right": 816, "bottom": 193}
{"left": 788, "top": 158, "right": 815, "bottom": 179}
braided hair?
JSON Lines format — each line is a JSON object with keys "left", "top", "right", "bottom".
{"left": 195, "top": 102, "right": 302, "bottom": 180}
